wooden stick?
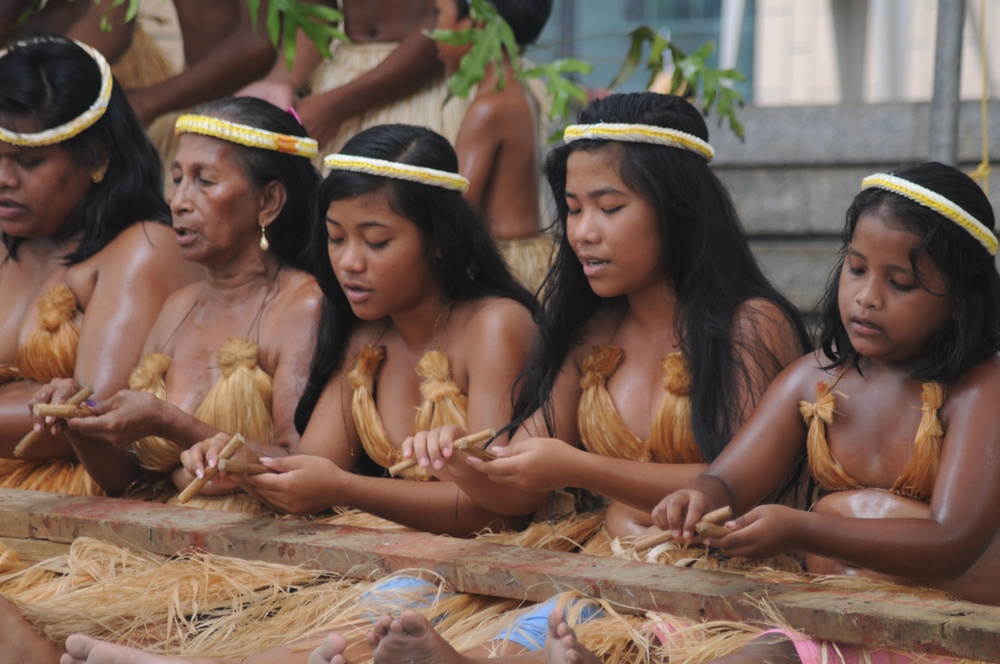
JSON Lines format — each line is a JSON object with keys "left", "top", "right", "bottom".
{"left": 177, "top": 434, "right": 245, "bottom": 504}
{"left": 632, "top": 506, "right": 733, "bottom": 554}
{"left": 14, "top": 384, "right": 95, "bottom": 458}
{"left": 388, "top": 429, "right": 496, "bottom": 477}
{"left": 695, "top": 522, "right": 733, "bottom": 538}
{"left": 217, "top": 458, "right": 271, "bottom": 475}
{"left": 32, "top": 404, "right": 93, "bottom": 419}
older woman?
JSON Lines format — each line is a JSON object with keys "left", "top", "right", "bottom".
{"left": 34, "top": 96, "right": 323, "bottom": 499}
{"left": 0, "top": 36, "right": 200, "bottom": 493}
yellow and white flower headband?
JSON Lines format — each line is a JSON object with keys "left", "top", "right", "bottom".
{"left": 323, "top": 154, "right": 470, "bottom": 192}
{"left": 175, "top": 114, "right": 319, "bottom": 159}
{"left": 562, "top": 122, "right": 715, "bottom": 162}
{"left": 862, "top": 173, "right": 998, "bottom": 256}
{"left": 0, "top": 40, "right": 113, "bottom": 147}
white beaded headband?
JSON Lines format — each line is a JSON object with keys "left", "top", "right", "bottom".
{"left": 862, "top": 173, "right": 998, "bottom": 256}
{"left": 323, "top": 154, "right": 470, "bottom": 192}
{"left": 562, "top": 123, "right": 715, "bottom": 162}
{"left": 0, "top": 40, "right": 113, "bottom": 147}
{"left": 174, "top": 114, "right": 319, "bottom": 159}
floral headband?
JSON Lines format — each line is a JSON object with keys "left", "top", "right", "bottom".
{"left": 861, "top": 173, "right": 997, "bottom": 256}
{"left": 0, "top": 39, "right": 113, "bottom": 147}
{"left": 562, "top": 122, "right": 715, "bottom": 162}
{"left": 323, "top": 154, "right": 470, "bottom": 192}
{"left": 174, "top": 114, "right": 318, "bottom": 159}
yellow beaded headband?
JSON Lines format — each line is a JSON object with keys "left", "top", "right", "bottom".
{"left": 562, "top": 123, "right": 715, "bottom": 162}
{"left": 861, "top": 173, "right": 998, "bottom": 256}
{"left": 174, "top": 114, "right": 319, "bottom": 159}
{"left": 0, "top": 40, "right": 113, "bottom": 147}
{"left": 323, "top": 154, "right": 470, "bottom": 192}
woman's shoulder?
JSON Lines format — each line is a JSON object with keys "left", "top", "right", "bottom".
{"left": 91, "top": 221, "right": 184, "bottom": 274}
{"left": 458, "top": 296, "right": 532, "bottom": 330}
{"left": 272, "top": 269, "right": 323, "bottom": 316}
{"left": 943, "top": 353, "right": 1000, "bottom": 410}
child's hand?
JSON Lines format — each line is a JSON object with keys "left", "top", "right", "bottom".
{"left": 239, "top": 454, "right": 341, "bottom": 515}
{"left": 711, "top": 504, "right": 802, "bottom": 558}
{"left": 651, "top": 489, "right": 717, "bottom": 542}
{"left": 466, "top": 437, "right": 575, "bottom": 492}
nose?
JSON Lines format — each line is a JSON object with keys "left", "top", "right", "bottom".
{"left": 569, "top": 208, "right": 600, "bottom": 246}
{"left": 334, "top": 239, "right": 365, "bottom": 274}
{"left": 854, "top": 276, "right": 883, "bottom": 310}
{"left": 168, "top": 177, "right": 191, "bottom": 217}
{"left": 0, "top": 159, "right": 19, "bottom": 190}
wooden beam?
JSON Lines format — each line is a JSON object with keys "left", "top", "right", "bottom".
{"left": 0, "top": 489, "right": 997, "bottom": 660}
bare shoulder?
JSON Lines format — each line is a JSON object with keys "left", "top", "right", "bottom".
{"left": 98, "top": 221, "right": 184, "bottom": 273}
{"left": 272, "top": 270, "right": 323, "bottom": 319}
{"left": 943, "top": 354, "right": 1000, "bottom": 415}
{"left": 457, "top": 297, "right": 533, "bottom": 349}
{"left": 734, "top": 297, "right": 807, "bottom": 363}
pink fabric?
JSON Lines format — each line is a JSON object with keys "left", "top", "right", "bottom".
{"left": 755, "top": 628, "right": 959, "bottom": 664}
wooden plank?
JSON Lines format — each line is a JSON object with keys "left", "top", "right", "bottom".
{"left": 0, "top": 489, "right": 997, "bottom": 661}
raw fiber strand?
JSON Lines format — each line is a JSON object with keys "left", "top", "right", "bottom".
{"left": 0, "top": 458, "right": 103, "bottom": 496}
{"left": 578, "top": 345, "right": 651, "bottom": 462}
{"left": 193, "top": 338, "right": 274, "bottom": 451}
{"left": 649, "top": 353, "right": 702, "bottom": 464}
{"left": 412, "top": 350, "right": 469, "bottom": 435}
{"left": 15, "top": 285, "right": 79, "bottom": 384}
{"left": 890, "top": 381, "right": 943, "bottom": 501}
{"left": 128, "top": 352, "right": 182, "bottom": 472}
{"left": 801, "top": 382, "right": 862, "bottom": 491}
{"left": 110, "top": 26, "right": 175, "bottom": 89}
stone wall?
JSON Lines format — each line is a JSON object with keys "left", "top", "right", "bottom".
{"left": 711, "top": 101, "right": 1000, "bottom": 317}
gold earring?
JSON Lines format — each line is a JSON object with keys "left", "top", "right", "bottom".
{"left": 259, "top": 225, "right": 270, "bottom": 251}
{"left": 91, "top": 168, "right": 106, "bottom": 184}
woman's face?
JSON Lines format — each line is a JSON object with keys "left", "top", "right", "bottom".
{"left": 169, "top": 133, "right": 263, "bottom": 266}
{"left": 564, "top": 147, "right": 663, "bottom": 299}
{"left": 0, "top": 139, "right": 95, "bottom": 240}
{"left": 325, "top": 192, "right": 440, "bottom": 321}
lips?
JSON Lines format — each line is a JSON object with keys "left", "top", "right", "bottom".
{"left": 850, "top": 316, "right": 882, "bottom": 335}
{"left": 0, "top": 198, "right": 25, "bottom": 220}
{"left": 340, "top": 280, "right": 372, "bottom": 303}
{"left": 174, "top": 226, "right": 198, "bottom": 247}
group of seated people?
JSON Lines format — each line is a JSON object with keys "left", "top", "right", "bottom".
{"left": 0, "top": 13, "right": 999, "bottom": 664}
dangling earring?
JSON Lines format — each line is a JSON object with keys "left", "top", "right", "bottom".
{"left": 91, "top": 168, "right": 106, "bottom": 184}
{"left": 259, "top": 225, "right": 270, "bottom": 251}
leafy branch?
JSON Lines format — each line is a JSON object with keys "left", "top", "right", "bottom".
{"left": 611, "top": 26, "right": 746, "bottom": 138}
{"left": 426, "top": 0, "right": 592, "bottom": 126}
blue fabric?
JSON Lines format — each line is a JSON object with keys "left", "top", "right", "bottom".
{"left": 360, "top": 575, "right": 443, "bottom": 622}
{"left": 493, "top": 594, "right": 604, "bottom": 651}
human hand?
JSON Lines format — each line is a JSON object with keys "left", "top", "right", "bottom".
{"left": 237, "top": 454, "right": 341, "bottom": 515}
{"left": 711, "top": 504, "right": 802, "bottom": 558}
{"left": 62, "top": 389, "right": 166, "bottom": 447}
{"left": 295, "top": 91, "right": 343, "bottom": 147}
{"left": 651, "top": 489, "right": 719, "bottom": 542}
{"left": 401, "top": 425, "right": 480, "bottom": 482}
{"left": 29, "top": 378, "right": 86, "bottom": 436}
{"left": 465, "top": 437, "right": 575, "bottom": 492}
{"left": 236, "top": 80, "right": 297, "bottom": 110}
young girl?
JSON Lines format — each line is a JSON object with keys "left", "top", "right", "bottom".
{"left": 179, "top": 121, "right": 546, "bottom": 536}
{"left": 629, "top": 161, "right": 1000, "bottom": 663}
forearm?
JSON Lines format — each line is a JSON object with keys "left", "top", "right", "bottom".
{"left": 65, "top": 431, "right": 145, "bottom": 496}
{"left": 452, "top": 473, "right": 550, "bottom": 518}
{"left": 340, "top": 475, "right": 525, "bottom": 537}
{"left": 797, "top": 512, "right": 980, "bottom": 579}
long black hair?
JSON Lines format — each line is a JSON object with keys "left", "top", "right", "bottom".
{"left": 512, "top": 92, "right": 810, "bottom": 462}
{"left": 294, "top": 123, "right": 533, "bottom": 433}
{"left": 0, "top": 36, "right": 170, "bottom": 263}
{"left": 818, "top": 161, "right": 1000, "bottom": 383}
{"left": 192, "top": 97, "right": 318, "bottom": 273}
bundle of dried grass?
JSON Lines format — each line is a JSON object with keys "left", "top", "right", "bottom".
{"left": 0, "top": 459, "right": 102, "bottom": 496}
{"left": 413, "top": 350, "right": 468, "bottom": 434}
{"left": 110, "top": 26, "right": 175, "bottom": 89}
{"left": 650, "top": 353, "right": 702, "bottom": 464}
{"left": 15, "top": 285, "right": 79, "bottom": 384}
{"left": 801, "top": 382, "right": 862, "bottom": 491}
{"left": 194, "top": 338, "right": 273, "bottom": 449}
{"left": 128, "top": 352, "right": 180, "bottom": 472}
{"left": 891, "top": 381, "right": 943, "bottom": 501}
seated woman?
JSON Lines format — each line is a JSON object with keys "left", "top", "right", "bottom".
{"left": 0, "top": 35, "right": 200, "bottom": 494}
{"left": 179, "top": 122, "right": 548, "bottom": 536}
{"left": 33, "top": 96, "right": 323, "bottom": 503}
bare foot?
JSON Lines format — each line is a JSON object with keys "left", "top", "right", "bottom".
{"left": 307, "top": 634, "right": 351, "bottom": 664}
{"left": 544, "top": 608, "right": 601, "bottom": 664}
{"left": 368, "top": 611, "right": 472, "bottom": 664}
{"left": 61, "top": 634, "right": 215, "bottom": 664}
{"left": 0, "top": 595, "right": 62, "bottom": 664}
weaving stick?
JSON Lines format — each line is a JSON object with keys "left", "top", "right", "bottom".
{"left": 177, "top": 434, "right": 245, "bottom": 503}
{"left": 14, "top": 384, "right": 95, "bottom": 458}
{"left": 217, "top": 458, "right": 271, "bottom": 475}
{"left": 388, "top": 428, "right": 496, "bottom": 477}
{"left": 32, "top": 404, "right": 93, "bottom": 419}
{"left": 633, "top": 506, "right": 733, "bottom": 553}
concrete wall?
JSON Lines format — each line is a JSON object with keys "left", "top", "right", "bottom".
{"left": 711, "top": 101, "right": 1000, "bottom": 316}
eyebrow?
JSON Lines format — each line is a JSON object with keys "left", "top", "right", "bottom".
{"left": 846, "top": 246, "right": 913, "bottom": 274}
{"left": 565, "top": 186, "right": 626, "bottom": 199}
{"left": 325, "top": 218, "right": 389, "bottom": 229}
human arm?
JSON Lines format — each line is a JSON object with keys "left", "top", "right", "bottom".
{"left": 294, "top": 18, "right": 442, "bottom": 146}
{"left": 236, "top": 27, "right": 324, "bottom": 109}
{"left": 712, "top": 359, "right": 1000, "bottom": 579}
{"left": 455, "top": 99, "right": 502, "bottom": 210}
{"left": 64, "top": 0, "right": 135, "bottom": 65}
{"left": 126, "top": 0, "right": 275, "bottom": 124}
